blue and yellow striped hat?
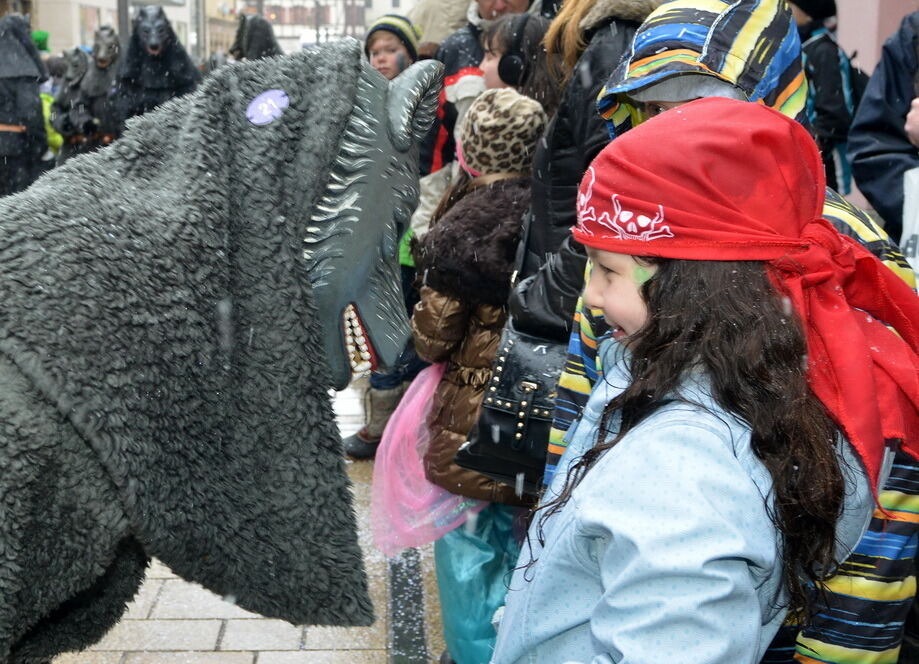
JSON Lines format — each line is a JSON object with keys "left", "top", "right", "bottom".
{"left": 597, "top": 0, "right": 807, "bottom": 138}
{"left": 365, "top": 14, "right": 423, "bottom": 62}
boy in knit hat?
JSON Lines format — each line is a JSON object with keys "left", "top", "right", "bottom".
{"left": 364, "top": 14, "right": 422, "bottom": 80}
{"left": 345, "top": 13, "right": 426, "bottom": 460}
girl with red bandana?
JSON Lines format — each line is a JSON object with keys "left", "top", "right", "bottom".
{"left": 490, "top": 97, "right": 919, "bottom": 664}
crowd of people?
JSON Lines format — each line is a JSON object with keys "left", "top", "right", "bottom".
{"left": 2, "top": 0, "right": 919, "bottom": 663}
{"left": 0, "top": 6, "right": 288, "bottom": 198}
{"left": 357, "top": 1, "right": 919, "bottom": 663}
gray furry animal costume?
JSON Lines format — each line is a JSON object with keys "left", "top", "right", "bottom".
{"left": 0, "top": 40, "right": 440, "bottom": 663}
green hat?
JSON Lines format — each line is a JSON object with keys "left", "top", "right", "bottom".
{"left": 364, "top": 14, "right": 421, "bottom": 62}
{"left": 31, "top": 30, "right": 50, "bottom": 53}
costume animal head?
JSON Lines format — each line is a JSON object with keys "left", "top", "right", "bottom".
{"left": 93, "top": 25, "right": 120, "bottom": 68}
{"left": 306, "top": 54, "right": 439, "bottom": 388}
{"left": 61, "top": 46, "right": 89, "bottom": 87}
{"left": 0, "top": 13, "right": 48, "bottom": 80}
{"left": 132, "top": 5, "right": 174, "bottom": 57}
{"left": 0, "top": 44, "right": 442, "bottom": 659}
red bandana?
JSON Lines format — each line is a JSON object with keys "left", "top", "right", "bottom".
{"left": 573, "top": 98, "right": 919, "bottom": 490}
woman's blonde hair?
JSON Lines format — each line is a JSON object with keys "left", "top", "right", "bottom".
{"left": 543, "top": 0, "right": 599, "bottom": 77}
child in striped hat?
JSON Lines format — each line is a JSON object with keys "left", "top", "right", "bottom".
{"left": 364, "top": 14, "right": 423, "bottom": 80}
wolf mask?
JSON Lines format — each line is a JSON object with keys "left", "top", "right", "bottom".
{"left": 0, "top": 40, "right": 442, "bottom": 663}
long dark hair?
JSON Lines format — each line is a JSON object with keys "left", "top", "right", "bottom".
{"left": 482, "top": 14, "right": 561, "bottom": 118}
{"left": 533, "top": 258, "right": 844, "bottom": 618}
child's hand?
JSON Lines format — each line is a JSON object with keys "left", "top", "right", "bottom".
{"left": 905, "top": 97, "right": 919, "bottom": 148}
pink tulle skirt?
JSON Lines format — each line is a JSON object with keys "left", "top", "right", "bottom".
{"left": 371, "top": 362, "right": 486, "bottom": 557}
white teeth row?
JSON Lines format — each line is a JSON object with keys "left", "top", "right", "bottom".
{"left": 344, "top": 305, "right": 372, "bottom": 374}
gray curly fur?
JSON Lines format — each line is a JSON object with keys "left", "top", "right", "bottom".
{"left": 0, "top": 40, "right": 430, "bottom": 662}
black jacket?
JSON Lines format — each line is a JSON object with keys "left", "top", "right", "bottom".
{"left": 802, "top": 24, "right": 851, "bottom": 147}
{"left": 0, "top": 15, "right": 47, "bottom": 160}
{"left": 508, "top": 6, "right": 645, "bottom": 340}
{"left": 53, "top": 63, "right": 122, "bottom": 164}
{"left": 848, "top": 11, "right": 919, "bottom": 243}
{"left": 801, "top": 24, "right": 853, "bottom": 192}
{"left": 419, "top": 21, "right": 484, "bottom": 174}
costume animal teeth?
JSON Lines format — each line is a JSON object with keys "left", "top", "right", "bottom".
{"left": 343, "top": 303, "right": 372, "bottom": 375}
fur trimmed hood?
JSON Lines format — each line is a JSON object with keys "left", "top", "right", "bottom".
{"left": 416, "top": 177, "right": 530, "bottom": 307}
{"left": 580, "top": 0, "right": 661, "bottom": 32}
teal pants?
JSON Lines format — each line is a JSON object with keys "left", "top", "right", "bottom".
{"left": 434, "top": 503, "right": 522, "bottom": 664}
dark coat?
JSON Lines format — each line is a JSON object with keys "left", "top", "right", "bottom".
{"left": 801, "top": 25, "right": 852, "bottom": 147}
{"left": 0, "top": 15, "right": 47, "bottom": 195}
{"left": 53, "top": 60, "right": 121, "bottom": 164}
{"left": 0, "top": 42, "right": 395, "bottom": 663}
{"left": 848, "top": 11, "right": 919, "bottom": 243}
{"left": 229, "top": 14, "right": 283, "bottom": 61}
{"left": 115, "top": 16, "right": 201, "bottom": 126}
{"left": 800, "top": 23, "right": 854, "bottom": 192}
{"left": 419, "top": 21, "right": 484, "bottom": 174}
{"left": 411, "top": 177, "right": 531, "bottom": 506}
{"left": 508, "top": 0, "right": 653, "bottom": 340}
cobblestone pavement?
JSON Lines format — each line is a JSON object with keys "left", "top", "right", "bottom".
{"left": 53, "top": 379, "right": 445, "bottom": 664}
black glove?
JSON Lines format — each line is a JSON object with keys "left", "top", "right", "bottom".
{"left": 81, "top": 116, "right": 99, "bottom": 135}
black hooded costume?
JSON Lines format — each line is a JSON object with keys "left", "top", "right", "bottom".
{"left": 114, "top": 6, "right": 201, "bottom": 126}
{"left": 0, "top": 40, "right": 441, "bottom": 664}
{"left": 229, "top": 14, "right": 283, "bottom": 60}
{"left": 0, "top": 14, "right": 48, "bottom": 197}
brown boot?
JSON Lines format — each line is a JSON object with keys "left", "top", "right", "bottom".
{"left": 342, "top": 384, "right": 406, "bottom": 459}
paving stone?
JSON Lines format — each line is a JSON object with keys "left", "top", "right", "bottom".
{"left": 88, "top": 620, "right": 222, "bottom": 651}
{"left": 219, "top": 620, "right": 303, "bottom": 651}
{"left": 257, "top": 652, "right": 385, "bottom": 664}
{"left": 366, "top": 564, "right": 389, "bottom": 624}
{"left": 419, "top": 543, "right": 447, "bottom": 661}
{"left": 124, "top": 578, "right": 164, "bottom": 620}
{"left": 152, "top": 579, "right": 259, "bottom": 619}
{"left": 147, "top": 559, "right": 178, "bottom": 579}
{"left": 53, "top": 652, "right": 122, "bottom": 664}
{"left": 302, "top": 623, "right": 386, "bottom": 651}
{"left": 124, "top": 652, "right": 255, "bottom": 664}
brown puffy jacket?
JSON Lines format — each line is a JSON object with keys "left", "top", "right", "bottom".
{"left": 411, "top": 177, "right": 531, "bottom": 506}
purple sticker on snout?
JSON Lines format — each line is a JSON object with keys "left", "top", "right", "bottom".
{"left": 246, "top": 89, "right": 290, "bottom": 126}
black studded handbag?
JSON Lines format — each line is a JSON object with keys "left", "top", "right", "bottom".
{"left": 454, "top": 322, "right": 567, "bottom": 497}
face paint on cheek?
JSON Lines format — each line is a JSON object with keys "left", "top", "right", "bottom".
{"left": 633, "top": 265, "right": 653, "bottom": 285}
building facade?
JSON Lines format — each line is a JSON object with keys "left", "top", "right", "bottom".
{"left": 15, "top": 0, "right": 415, "bottom": 58}
{"left": 25, "top": 2, "right": 919, "bottom": 82}
{"left": 28, "top": 0, "right": 191, "bottom": 55}
{"left": 837, "top": 0, "right": 919, "bottom": 74}
{"left": 236, "top": 0, "right": 378, "bottom": 52}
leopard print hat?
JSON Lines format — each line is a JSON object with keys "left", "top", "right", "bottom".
{"left": 457, "top": 88, "right": 547, "bottom": 177}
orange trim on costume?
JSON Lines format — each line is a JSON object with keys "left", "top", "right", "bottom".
{"left": 773, "top": 70, "right": 806, "bottom": 109}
